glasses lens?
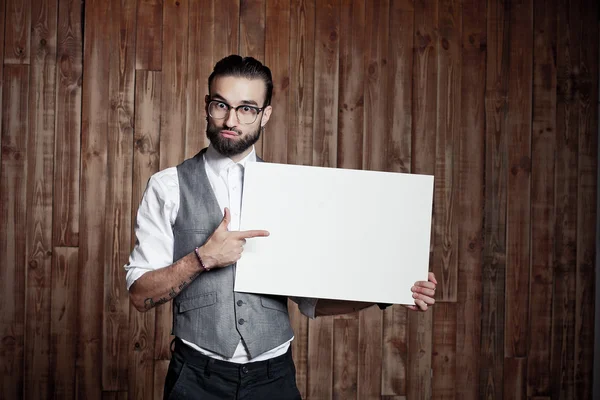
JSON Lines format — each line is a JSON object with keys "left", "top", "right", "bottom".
{"left": 237, "top": 106, "right": 259, "bottom": 124}
{"left": 209, "top": 101, "right": 228, "bottom": 119}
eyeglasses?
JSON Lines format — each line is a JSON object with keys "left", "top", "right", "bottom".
{"left": 207, "top": 100, "right": 265, "bottom": 125}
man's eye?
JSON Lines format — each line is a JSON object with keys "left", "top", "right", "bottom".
{"left": 241, "top": 106, "right": 252, "bottom": 112}
{"left": 217, "top": 102, "right": 228, "bottom": 109}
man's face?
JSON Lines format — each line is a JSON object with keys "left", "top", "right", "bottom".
{"left": 206, "top": 76, "right": 272, "bottom": 158}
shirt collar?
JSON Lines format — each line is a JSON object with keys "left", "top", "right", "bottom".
{"left": 205, "top": 144, "right": 257, "bottom": 177}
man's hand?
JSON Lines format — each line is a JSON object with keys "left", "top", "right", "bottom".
{"left": 404, "top": 272, "right": 437, "bottom": 312}
{"left": 198, "top": 207, "right": 270, "bottom": 269}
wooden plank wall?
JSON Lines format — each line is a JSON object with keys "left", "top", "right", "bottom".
{"left": 0, "top": 0, "right": 597, "bottom": 399}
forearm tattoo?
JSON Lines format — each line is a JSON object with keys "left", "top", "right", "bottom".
{"left": 143, "top": 270, "right": 202, "bottom": 311}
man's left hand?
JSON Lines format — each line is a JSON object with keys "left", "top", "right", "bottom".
{"left": 404, "top": 272, "right": 437, "bottom": 312}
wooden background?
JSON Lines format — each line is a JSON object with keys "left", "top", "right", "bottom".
{"left": 0, "top": 0, "right": 598, "bottom": 399}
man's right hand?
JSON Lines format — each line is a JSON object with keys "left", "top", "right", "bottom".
{"left": 197, "top": 207, "right": 270, "bottom": 270}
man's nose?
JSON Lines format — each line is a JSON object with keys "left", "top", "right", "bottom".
{"left": 225, "top": 107, "right": 239, "bottom": 127}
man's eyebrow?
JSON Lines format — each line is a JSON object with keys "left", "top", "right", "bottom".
{"left": 209, "top": 94, "right": 260, "bottom": 107}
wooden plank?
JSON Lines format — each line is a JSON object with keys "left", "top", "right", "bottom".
{"left": 239, "top": 0, "right": 265, "bottom": 59}
{"left": 155, "top": 0, "right": 189, "bottom": 360}
{"left": 382, "top": 305, "right": 408, "bottom": 396}
{"left": 153, "top": 360, "right": 170, "bottom": 400}
{"left": 431, "top": 304, "right": 456, "bottom": 399}
{"left": 433, "top": 0, "right": 460, "bottom": 302}
{"left": 386, "top": 0, "right": 413, "bottom": 175}
{"left": 129, "top": 69, "right": 161, "bottom": 400}
{"left": 527, "top": 0, "right": 556, "bottom": 396}
{"left": 358, "top": 305, "right": 383, "bottom": 400}
{"left": 4, "top": 0, "right": 31, "bottom": 64}
{"left": 337, "top": 0, "right": 365, "bottom": 171}
{"left": 78, "top": 0, "right": 111, "bottom": 397}
{"left": 135, "top": 0, "right": 162, "bottom": 70}
{"left": 287, "top": 0, "right": 315, "bottom": 168}
{"left": 24, "top": 0, "right": 58, "bottom": 397}
{"left": 103, "top": 0, "right": 136, "bottom": 391}
{"left": 480, "top": 0, "right": 509, "bottom": 396}
{"left": 212, "top": 0, "right": 239, "bottom": 60}
{"left": 551, "top": 0, "right": 580, "bottom": 398}
{"left": 307, "top": 316, "right": 333, "bottom": 399}
{"left": 333, "top": 318, "right": 358, "bottom": 400}
{"left": 504, "top": 357, "right": 526, "bottom": 400}
{"left": 504, "top": 0, "right": 533, "bottom": 361}
{"left": 101, "top": 391, "right": 128, "bottom": 400}
{"left": 574, "top": 0, "right": 598, "bottom": 397}
{"left": 0, "top": 0, "right": 6, "bottom": 145}
{"left": 407, "top": 0, "right": 437, "bottom": 398}
{"left": 263, "top": 0, "right": 290, "bottom": 164}
{"left": 50, "top": 247, "right": 78, "bottom": 400}
{"left": 185, "top": 0, "right": 213, "bottom": 158}
{"left": 455, "top": 0, "right": 485, "bottom": 399}
{"left": 0, "top": 64, "right": 29, "bottom": 400}
{"left": 381, "top": 4, "right": 413, "bottom": 395}
{"left": 53, "top": 0, "right": 82, "bottom": 247}
{"left": 287, "top": 4, "right": 315, "bottom": 396}
{"left": 312, "top": 0, "right": 339, "bottom": 169}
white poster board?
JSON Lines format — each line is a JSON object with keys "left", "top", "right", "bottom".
{"left": 234, "top": 162, "right": 434, "bottom": 305}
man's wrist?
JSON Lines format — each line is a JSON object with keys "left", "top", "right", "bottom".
{"left": 194, "top": 246, "right": 217, "bottom": 271}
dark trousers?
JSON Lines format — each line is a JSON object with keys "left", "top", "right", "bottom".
{"left": 164, "top": 338, "right": 302, "bottom": 400}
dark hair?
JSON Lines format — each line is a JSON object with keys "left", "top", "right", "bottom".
{"left": 208, "top": 55, "right": 273, "bottom": 106}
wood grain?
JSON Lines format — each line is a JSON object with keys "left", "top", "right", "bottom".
{"left": 0, "top": 64, "right": 29, "bottom": 400}
{"left": 337, "top": 0, "right": 364, "bottom": 171}
{"left": 456, "top": 0, "right": 485, "bottom": 398}
{"left": 287, "top": 0, "right": 315, "bottom": 167}
{"left": 312, "top": 0, "right": 339, "bottom": 169}
{"left": 212, "top": 0, "right": 240, "bottom": 60}
{"left": 129, "top": 69, "right": 161, "bottom": 400}
{"left": 527, "top": 0, "right": 556, "bottom": 396}
{"left": 135, "top": 0, "right": 162, "bottom": 70}
{"left": 333, "top": 318, "right": 358, "bottom": 400}
{"left": 551, "top": 0, "right": 580, "bottom": 398}
{"left": 102, "top": 0, "right": 136, "bottom": 391}
{"left": 431, "top": 304, "right": 456, "bottom": 399}
{"left": 153, "top": 360, "right": 170, "bottom": 400}
{"left": 53, "top": 0, "right": 82, "bottom": 247}
{"left": 480, "top": 0, "right": 509, "bottom": 397}
{"left": 504, "top": 0, "right": 533, "bottom": 361}
{"left": 50, "top": 247, "right": 78, "bottom": 400}
{"left": 382, "top": 305, "right": 408, "bottom": 396}
{"left": 185, "top": 0, "right": 213, "bottom": 158}
{"left": 4, "top": 0, "right": 31, "bottom": 63}
{"left": 504, "top": 357, "right": 526, "bottom": 400}
{"left": 155, "top": 0, "right": 189, "bottom": 360}
{"left": 0, "top": 0, "right": 5, "bottom": 155}
{"left": 308, "top": 316, "right": 333, "bottom": 399}
{"left": 263, "top": 0, "right": 290, "bottom": 164}
{"left": 574, "top": 0, "right": 598, "bottom": 398}
{"left": 78, "top": 0, "right": 110, "bottom": 397}
{"left": 433, "top": 0, "right": 460, "bottom": 303}
{"left": 24, "top": 0, "right": 58, "bottom": 397}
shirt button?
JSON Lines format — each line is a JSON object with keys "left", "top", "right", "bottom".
{"left": 238, "top": 318, "right": 245, "bottom": 325}
{"left": 237, "top": 300, "right": 243, "bottom": 306}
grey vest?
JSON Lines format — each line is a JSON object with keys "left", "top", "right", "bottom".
{"left": 171, "top": 149, "right": 294, "bottom": 358}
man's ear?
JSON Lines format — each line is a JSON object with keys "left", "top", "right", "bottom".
{"left": 260, "top": 105, "right": 273, "bottom": 127}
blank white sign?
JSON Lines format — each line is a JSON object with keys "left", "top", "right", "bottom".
{"left": 234, "top": 162, "right": 434, "bottom": 305}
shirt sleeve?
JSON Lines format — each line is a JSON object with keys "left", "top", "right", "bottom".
{"left": 124, "top": 169, "right": 179, "bottom": 290}
{"left": 289, "top": 297, "right": 319, "bottom": 319}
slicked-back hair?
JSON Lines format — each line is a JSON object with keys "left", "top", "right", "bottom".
{"left": 208, "top": 55, "right": 274, "bottom": 106}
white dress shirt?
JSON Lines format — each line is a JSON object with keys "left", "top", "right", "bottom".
{"left": 125, "top": 145, "right": 317, "bottom": 363}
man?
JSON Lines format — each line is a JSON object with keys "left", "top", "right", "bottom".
{"left": 125, "top": 55, "right": 437, "bottom": 399}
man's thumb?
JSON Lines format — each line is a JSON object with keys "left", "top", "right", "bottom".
{"left": 218, "top": 207, "right": 231, "bottom": 229}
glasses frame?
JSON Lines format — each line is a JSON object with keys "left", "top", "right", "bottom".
{"left": 207, "top": 99, "right": 266, "bottom": 125}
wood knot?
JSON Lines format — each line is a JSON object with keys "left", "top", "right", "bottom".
{"left": 329, "top": 30, "right": 338, "bottom": 42}
{"left": 441, "top": 38, "right": 449, "bottom": 50}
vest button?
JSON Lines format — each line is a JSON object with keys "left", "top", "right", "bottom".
{"left": 238, "top": 318, "right": 245, "bottom": 325}
{"left": 237, "top": 300, "right": 243, "bottom": 306}
{"left": 242, "top": 366, "right": 249, "bottom": 374}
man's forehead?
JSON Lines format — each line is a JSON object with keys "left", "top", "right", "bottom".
{"left": 210, "top": 76, "right": 267, "bottom": 104}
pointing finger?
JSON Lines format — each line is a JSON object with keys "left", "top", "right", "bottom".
{"left": 235, "top": 230, "right": 270, "bottom": 239}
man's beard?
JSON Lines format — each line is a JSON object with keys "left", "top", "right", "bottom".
{"left": 206, "top": 123, "right": 261, "bottom": 157}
